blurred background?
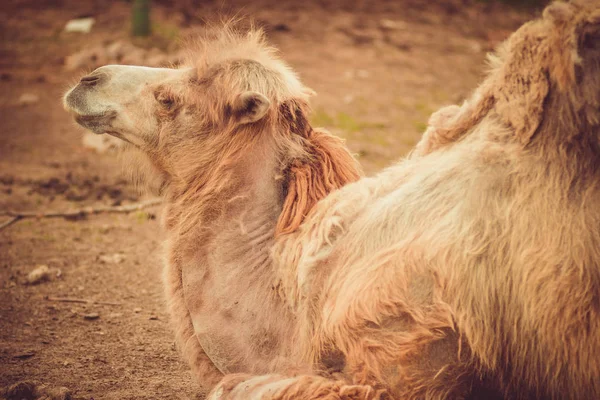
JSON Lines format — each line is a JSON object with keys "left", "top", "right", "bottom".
{"left": 0, "top": 0, "right": 547, "bottom": 398}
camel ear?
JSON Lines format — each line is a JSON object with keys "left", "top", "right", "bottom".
{"left": 232, "top": 91, "right": 270, "bottom": 124}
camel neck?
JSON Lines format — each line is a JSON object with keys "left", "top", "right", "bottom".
{"left": 165, "top": 142, "right": 283, "bottom": 263}
{"left": 163, "top": 144, "right": 296, "bottom": 374}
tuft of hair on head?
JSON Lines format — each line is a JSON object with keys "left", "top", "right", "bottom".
{"left": 275, "top": 100, "right": 362, "bottom": 236}
{"left": 180, "top": 18, "right": 309, "bottom": 101}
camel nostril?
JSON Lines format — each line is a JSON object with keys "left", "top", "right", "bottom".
{"left": 79, "top": 73, "right": 104, "bottom": 86}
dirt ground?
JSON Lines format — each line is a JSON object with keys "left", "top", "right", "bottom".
{"left": 0, "top": 1, "right": 543, "bottom": 399}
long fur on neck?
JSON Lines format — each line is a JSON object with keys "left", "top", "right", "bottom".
{"left": 275, "top": 100, "right": 362, "bottom": 236}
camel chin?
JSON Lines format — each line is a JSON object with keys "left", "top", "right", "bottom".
{"left": 73, "top": 112, "right": 116, "bottom": 135}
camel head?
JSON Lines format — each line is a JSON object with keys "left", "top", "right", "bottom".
{"left": 64, "top": 65, "right": 191, "bottom": 145}
{"left": 64, "top": 27, "right": 361, "bottom": 234}
{"left": 63, "top": 28, "right": 310, "bottom": 164}
{"left": 423, "top": 0, "right": 600, "bottom": 153}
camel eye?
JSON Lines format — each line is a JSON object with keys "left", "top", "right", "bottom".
{"left": 155, "top": 91, "right": 175, "bottom": 108}
{"left": 160, "top": 98, "right": 174, "bottom": 107}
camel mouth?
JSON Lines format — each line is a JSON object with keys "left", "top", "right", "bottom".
{"left": 73, "top": 111, "right": 117, "bottom": 134}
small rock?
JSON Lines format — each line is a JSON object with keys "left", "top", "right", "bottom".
{"left": 83, "top": 313, "right": 99, "bottom": 320}
{"left": 13, "top": 350, "right": 36, "bottom": 359}
{"left": 26, "top": 265, "right": 51, "bottom": 285}
{"left": 98, "top": 253, "right": 125, "bottom": 264}
{"left": 379, "top": 19, "right": 407, "bottom": 30}
{"left": 17, "top": 93, "right": 39, "bottom": 106}
{"left": 64, "top": 17, "right": 95, "bottom": 33}
{"left": 149, "top": 315, "right": 159, "bottom": 320}
{"left": 133, "top": 307, "right": 142, "bottom": 313}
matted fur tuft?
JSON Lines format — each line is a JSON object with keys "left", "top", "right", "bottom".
{"left": 276, "top": 130, "right": 361, "bottom": 236}
{"left": 276, "top": 100, "right": 361, "bottom": 236}
{"left": 414, "top": 0, "right": 600, "bottom": 156}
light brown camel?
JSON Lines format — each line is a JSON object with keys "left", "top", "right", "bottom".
{"left": 64, "top": 2, "right": 600, "bottom": 398}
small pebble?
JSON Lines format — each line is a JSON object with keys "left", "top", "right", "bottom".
{"left": 17, "top": 93, "right": 39, "bottom": 106}
{"left": 26, "top": 265, "right": 51, "bottom": 285}
{"left": 83, "top": 313, "right": 99, "bottom": 320}
{"left": 99, "top": 253, "right": 125, "bottom": 264}
{"left": 14, "top": 350, "right": 35, "bottom": 359}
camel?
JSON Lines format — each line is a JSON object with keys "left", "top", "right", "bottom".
{"left": 64, "top": 1, "right": 600, "bottom": 398}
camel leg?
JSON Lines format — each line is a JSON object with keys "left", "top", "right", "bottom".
{"left": 313, "top": 251, "right": 478, "bottom": 399}
{"left": 207, "top": 373, "right": 390, "bottom": 400}
{"left": 163, "top": 260, "right": 223, "bottom": 390}
{"left": 335, "top": 324, "right": 474, "bottom": 400}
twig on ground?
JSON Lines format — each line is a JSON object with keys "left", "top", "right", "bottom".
{"left": 46, "top": 296, "right": 122, "bottom": 306}
{"left": 0, "top": 198, "right": 162, "bottom": 231}
{"left": 0, "top": 216, "right": 21, "bottom": 230}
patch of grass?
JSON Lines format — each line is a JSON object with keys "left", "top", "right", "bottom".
{"left": 336, "top": 112, "right": 363, "bottom": 133}
{"left": 132, "top": 22, "right": 180, "bottom": 51}
{"left": 365, "top": 131, "right": 391, "bottom": 147}
{"left": 312, "top": 108, "right": 389, "bottom": 147}
{"left": 133, "top": 211, "right": 152, "bottom": 223}
{"left": 412, "top": 120, "right": 428, "bottom": 133}
{"left": 414, "top": 102, "right": 433, "bottom": 115}
{"left": 153, "top": 22, "right": 180, "bottom": 42}
{"left": 41, "top": 233, "right": 56, "bottom": 242}
{"left": 311, "top": 108, "right": 335, "bottom": 127}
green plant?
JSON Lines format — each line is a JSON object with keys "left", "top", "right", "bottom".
{"left": 132, "top": 0, "right": 151, "bottom": 37}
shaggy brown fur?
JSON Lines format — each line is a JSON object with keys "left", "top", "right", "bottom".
{"left": 64, "top": 2, "right": 600, "bottom": 399}
{"left": 156, "top": 28, "right": 361, "bottom": 386}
